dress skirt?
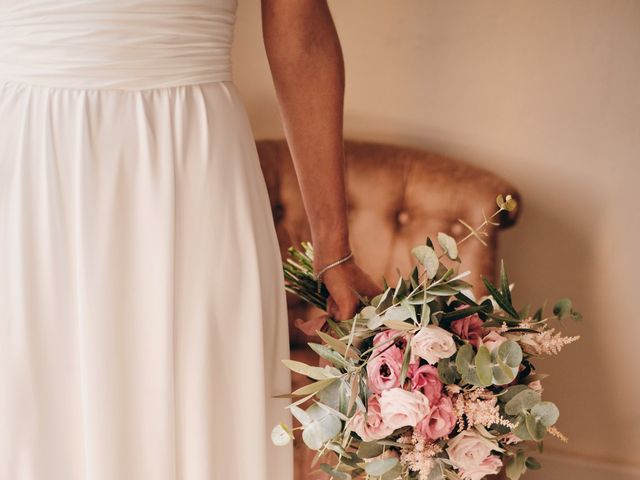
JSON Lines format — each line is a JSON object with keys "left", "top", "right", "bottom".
{"left": 0, "top": 79, "right": 294, "bottom": 480}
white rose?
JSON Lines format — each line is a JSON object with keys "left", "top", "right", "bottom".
{"left": 378, "top": 388, "right": 430, "bottom": 430}
{"left": 447, "top": 430, "right": 496, "bottom": 472}
{"left": 411, "top": 325, "right": 456, "bottom": 364}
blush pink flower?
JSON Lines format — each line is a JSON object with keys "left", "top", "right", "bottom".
{"left": 350, "top": 396, "right": 395, "bottom": 441}
{"left": 447, "top": 430, "right": 501, "bottom": 479}
{"left": 408, "top": 363, "right": 443, "bottom": 404}
{"left": 379, "top": 388, "right": 430, "bottom": 430}
{"left": 410, "top": 325, "right": 456, "bottom": 364}
{"left": 451, "top": 313, "right": 485, "bottom": 347}
{"left": 481, "top": 330, "right": 507, "bottom": 352}
{"left": 458, "top": 455, "right": 503, "bottom": 480}
{"left": 372, "top": 329, "right": 408, "bottom": 358}
{"left": 415, "top": 395, "right": 457, "bottom": 441}
{"left": 367, "top": 346, "right": 403, "bottom": 394}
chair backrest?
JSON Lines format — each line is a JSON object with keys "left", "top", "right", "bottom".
{"left": 257, "top": 139, "right": 520, "bottom": 346}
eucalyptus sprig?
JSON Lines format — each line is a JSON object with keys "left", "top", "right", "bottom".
{"left": 274, "top": 194, "right": 580, "bottom": 480}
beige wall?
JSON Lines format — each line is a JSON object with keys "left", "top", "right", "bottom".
{"left": 232, "top": 0, "right": 640, "bottom": 469}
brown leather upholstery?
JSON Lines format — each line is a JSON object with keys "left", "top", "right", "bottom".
{"left": 257, "top": 138, "right": 520, "bottom": 479}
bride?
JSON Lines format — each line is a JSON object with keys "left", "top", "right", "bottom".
{"left": 0, "top": 0, "right": 380, "bottom": 478}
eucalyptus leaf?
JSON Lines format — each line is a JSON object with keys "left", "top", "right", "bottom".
{"left": 302, "top": 404, "right": 342, "bottom": 450}
{"left": 553, "top": 298, "right": 576, "bottom": 319}
{"left": 531, "top": 401, "right": 560, "bottom": 427}
{"left": 356, "top": 441, "right": 385, "bottom": 459}
{"left": 525, "top": 457, "right": 542, "bottom": 470}
{"left": 497, "top": 341, "right": 523, "bottom": 368}
{"left": 381, "top": 463, "right": 403, "bottom": 480}
{"left": 505, "top": 389, "right": 542, "bottom": 415}
{"left": 455, "top": 343, "right": 475, "bottom": 376}
{"left": 492, "top": 359, "right": 517, "bottom": 385}
{"left": 505, "top": 452, "right": 526, "bottom": 480}
{"left": 320, "top": 464, "right": 352, "bottom": 480}
{"left": 383, "top": 303, "right": 413, "bottom": 322}
{"left": 475, "top": 346, "right": 493, "bottom": 386}
{"left": 513, "top": 417, "right": 533, "bottom": 441}
{"left": 412, "top": 245, "right": 440, "bottom": 279}
{"left": 427, "top": 460, "right": 446, "bottom": 480}
{"left": 499, "top": 385, "right": 529, "bottom": 404}
{"left": 290, "top": 405, "right": 312, "bottom": 426}
{"left": 364, "top": 457, "right": 399, "bottom": 476}
{"left": 525, "top": 413, "right": 547, "bottom": 441}
{"left": 438, "top": 357, "right": 460, "bottom": 384}
{"left": 437, "top": 232, "right": 459, "bottom": 260}
{"left": 271, "top": 423, "right": 293, "bottom": 446}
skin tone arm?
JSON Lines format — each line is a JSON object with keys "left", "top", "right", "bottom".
{"left": 261, "top": 0, "right": 381, "bottom": 320}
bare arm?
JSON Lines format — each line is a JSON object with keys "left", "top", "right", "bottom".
{"left": 261, "top": 0, "right": 380, "bottom": 319}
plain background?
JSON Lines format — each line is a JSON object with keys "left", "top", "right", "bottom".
{"left": 231, "top": 0, "right": 640, "bottom": 472}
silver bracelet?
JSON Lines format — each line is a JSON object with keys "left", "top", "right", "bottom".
{"left": 313, "top": 251, "right": 354, "bottom": 285}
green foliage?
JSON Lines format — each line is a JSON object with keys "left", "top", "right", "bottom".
{"left": 274, "top": 196, "right": 579, "bottom": 480}
{"left": 364, "top": 457, "right": 399, "bottom": 476}
{"left": 301, "top": 403, "right": 342, "bottom": 450}
{"left": 553, "top": 297, "right": 582, "bottom": 321}
{"left": 437, "top": 232, "right": 459, "bottom": 260}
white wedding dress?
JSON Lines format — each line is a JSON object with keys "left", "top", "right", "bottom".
{"left": 0, "top": 1, "right": 294, "bottom": 479}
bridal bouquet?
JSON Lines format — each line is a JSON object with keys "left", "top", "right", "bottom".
{"left": 271, "top": 195, "right": 580, "bottom": 480}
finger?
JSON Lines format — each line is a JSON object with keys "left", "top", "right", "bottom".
{"left": 335, "top": 298, "right": 358, "bottom": 321}
{"left": 326, "top": 296, "right": 338, "bottom": 319}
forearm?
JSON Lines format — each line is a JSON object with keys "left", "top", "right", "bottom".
{"left": 262, "top": 0, "right": 349, "bottom": 267}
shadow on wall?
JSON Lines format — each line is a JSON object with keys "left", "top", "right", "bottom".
{"left": 500, "top": 196, "right": 623, "bottom": 460}
{"left": 344, "top": 121, "right": 631, "bottom": 467}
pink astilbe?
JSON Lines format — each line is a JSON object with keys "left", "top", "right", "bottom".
{"left": 520, "top": 328, "right": 580, "bottom": 356}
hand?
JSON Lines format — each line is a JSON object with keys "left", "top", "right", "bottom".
{"left": 319, "top": 259, "right": 383, "bottom": 321}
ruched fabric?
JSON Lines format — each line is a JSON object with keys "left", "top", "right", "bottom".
{"left": 0, "top": 0, "right": 236, "bottom": 90}
{"left": 0, "top": 1, "right": 294, "bottom": 480}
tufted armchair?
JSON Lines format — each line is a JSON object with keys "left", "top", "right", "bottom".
{"left": 256, "top": 138, "right": 520, "bottom": 480}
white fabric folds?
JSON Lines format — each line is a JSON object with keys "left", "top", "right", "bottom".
{"left": 0, "top": 1, "right": 294, "bottom": 479}
{"left": 0, "top": 0, "right": 236, "bottom": 90}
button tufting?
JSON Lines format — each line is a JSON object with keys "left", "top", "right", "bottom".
{"left": 397, "top": 210, "right": 410, "bottom": 225}
{"left": 273, "top": 203, "right": 285, "bottom": 222}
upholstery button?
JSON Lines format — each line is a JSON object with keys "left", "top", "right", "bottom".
{"left": 273, "top": 203, "right": 285, "bottom": 222}
{"left": 397, "top": 210, "right": 410, "bottom": 225}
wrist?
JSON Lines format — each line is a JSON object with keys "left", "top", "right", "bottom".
{"left": 312, "top": 235, "right": 351, "bottom": 271}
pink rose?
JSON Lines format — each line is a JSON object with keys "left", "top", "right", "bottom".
{"left": 411, "top": 325, "right": 456, "bottom": 364}
{"left": 481, "top": 330, "right": 507, "bottom": 352}
{"left": 447, "top": 430, "right": 499, "bottom": 477}
{"left": 527, "top": 379, "right": 543, "bottom": 392}
{"left": 350, "top": 396, "right": 395, "bottom": 441}
{"left": 372, "top": 330, "right": 408, "bottom": 358}
{"left": 408, "top": 363, "right": 443, "bottom": 404}
{"left": 458, "top": 455, "right": 503, "bottom": 480}
{"left": 451, "top": 313, "right": 484, "bottom": 347}
{"left": 415, "top": 395, "right": 457, "bottom": 440}
{"left": 379, "top": 388, "right": 430, "bottom": 430}
{"left": 367, "top": 346, "right": 403, "bottom": 394}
